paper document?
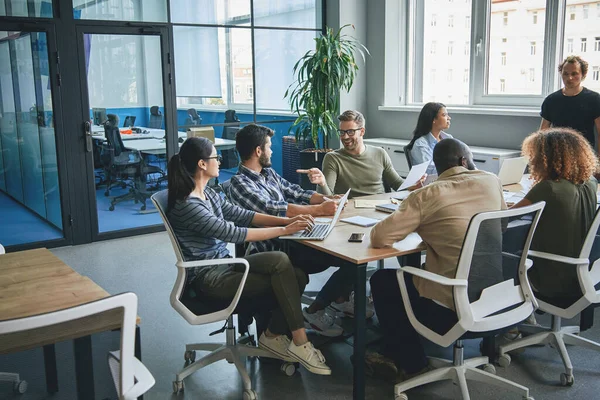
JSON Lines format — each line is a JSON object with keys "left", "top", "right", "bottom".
{"left": 391, "top": 190, "right": 411, "bottom": 201}
{"left": 340, "top": 216, "right": 381, "bottom": 227}
{"left": 354, "top": 199, "right": 390, "bottom": 208}
{"left": 399, "top": 161, "right": 430, "bottom": 191}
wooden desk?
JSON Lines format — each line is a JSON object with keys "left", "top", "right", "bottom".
{"left": 0, "top": 248, "right": 142, "bottom": 399}
{"left": 293, "top": 193, "right": 425, "bottom": 400}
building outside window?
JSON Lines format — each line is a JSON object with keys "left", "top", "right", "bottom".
{"left": 532, "top": 11, "right": 538, "bottom": 24}
{"left": 567, "top": 38, "right": 574, "bottom": 53}
{"left": 530, "top": 41, "right": 536, "bottom": 55}
{"left": 501, "top": 52, "right": 506, "bottom": 66}
{"left": 582, "top": 37, "right": 587, "bottom": 52}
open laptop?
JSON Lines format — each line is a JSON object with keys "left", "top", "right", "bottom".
{"left": 498, "top": 156, "right": 529, "bottom": 186}
{"left": 280, "top": 189, "right": 351, "bottom": 240}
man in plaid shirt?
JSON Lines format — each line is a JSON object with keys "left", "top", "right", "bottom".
{"left": 226, "top": 124, "right": 370, "bottom": 337}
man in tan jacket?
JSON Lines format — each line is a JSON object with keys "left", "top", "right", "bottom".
{"left": 365, "top": 138, "right": 506, "bottom": 382}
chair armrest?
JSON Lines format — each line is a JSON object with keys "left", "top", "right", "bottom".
{"left": 528, "top": 250, "right": 588, "bottom": 265}
{"left": 123, "top": 357, "right": 156, "bottom": 400}
{"left": 177, "top": 258, "right": 244, "bottom": 269}
{"left": 401, "top": 266, "right": 468, "bottom": 286}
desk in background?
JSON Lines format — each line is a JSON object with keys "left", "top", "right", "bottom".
{"left": 0, "top": 248, "right": 142, "bottom": 400}
{"left": 125, "top": 137, "right": 236, "bottom": 155}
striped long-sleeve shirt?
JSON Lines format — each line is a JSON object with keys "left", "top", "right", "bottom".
{"left": 226, "top": 164, "right": 315, "bottom": 252}
{"left": 167, "top": 187, "right": 255, "bottom": 286}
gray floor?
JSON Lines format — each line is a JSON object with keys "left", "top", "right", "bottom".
{"left": 2, "top": 232, "right": 600, "bottom": 399}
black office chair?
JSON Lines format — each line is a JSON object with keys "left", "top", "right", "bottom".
{"left": 123, "top": 116, "right": 136, "bottom": 128}
{"left": 221, "top": 110, "right": 241, "bottom": 169}
{"left": 185, "top": 109, "right": 202, "bottom": 126}
{"left": 101, "top": 114, "right": 164, "bottom": 211}
{"left": 148, "top": 106, "right": 163, "bottom": 129}
{"left": 404, "top": 142, "right": 415, "bottom": 169}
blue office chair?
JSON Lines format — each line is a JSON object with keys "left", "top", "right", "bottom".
{"left": 221, "top": 110, "right": 241, "bottom": 169}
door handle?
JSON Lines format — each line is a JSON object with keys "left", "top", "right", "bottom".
{"left": 84, "top": 120, "right": 93, "bottom": 153}
{"left": 393, "top": 150, "right": 405, "bottom": 154}
{"left": 474, "top": 158, "right": 486, "bottom": 163}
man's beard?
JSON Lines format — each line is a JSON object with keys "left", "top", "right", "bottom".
{"left": 259, "top": 153, "right": 272, "bottom": 168}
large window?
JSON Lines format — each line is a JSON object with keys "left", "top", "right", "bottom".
{"left": 172, "top": 0, "right": 322, "bottom": 116}
{"left": 392, "top": 0, "right": 600, "bottom": 108}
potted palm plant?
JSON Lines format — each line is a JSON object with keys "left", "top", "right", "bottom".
{"left": 284, "top": 24, "right": 368, "bottom": 188}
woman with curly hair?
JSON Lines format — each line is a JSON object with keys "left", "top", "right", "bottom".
{"left": 512, "top": 128, "right": 598, "bottom": 297}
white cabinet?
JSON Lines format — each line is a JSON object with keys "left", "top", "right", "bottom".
{"left": 363, "top": 138, "right": 411, "bottom": 177}
{"left": 364, "top": 138, "right": 521, "bottom": 176}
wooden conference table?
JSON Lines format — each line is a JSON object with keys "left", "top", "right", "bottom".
{"left": 0, "top": 248, "right": 141, "bottom": 399}
{"left": 292, "top": 192, "right": 426, "bottom": 400}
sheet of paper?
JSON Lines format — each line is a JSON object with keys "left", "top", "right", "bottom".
{"left": 340, "top": 216, "right": 381, "bottom": 227}
{"left": 354, "top": 199, "right": 390, "bottom": 208}
{"left": 391, "top": 190, "right": 410, "bottom": 200}
{"left": 399, "top": 160, "right": 430, "bottom": 191}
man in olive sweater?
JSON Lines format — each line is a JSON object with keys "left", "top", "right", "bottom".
{"left": 300, "top": 110, "right": 406, "bottom": 199}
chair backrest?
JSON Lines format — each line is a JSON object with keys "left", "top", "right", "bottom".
{"left": 404, "top": 143, "right": 414, "bottom": 169}
{"left": 454, "top": 202, "right": 545, "bottom": 333}
{"left": 148, "top": 106, "right": 162, "bottom": 129}
{"left": 0, "top": 243, "right": 5, "bottom": 255}
{"left": 224, "top": 109, "right": 240, "bottom": 124}
{"left": 0, "top": 292, "right": 153, "bottom": 398}
{"left": 123, "top": 116, "right": 136, "bottom": 127}
{"left": 150, "top": 190, "right": 185, "bottom": 263}
{"left": 104, "top": 115, "right": 127, "bottom": 156}
{"left": 186, "top": 108, "right": 201, "bottom": 125}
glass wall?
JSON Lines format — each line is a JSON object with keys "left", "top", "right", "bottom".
{"left": 171, "top": 0, "right": 322, "bottom": 178}
{"left": 84, "top": 34, "right": 167, "bottom": 233}
{"left": 0, "top": 30, "right": 63, "bottom": 246}
{"left": 0, "top": 0, "right": 53, "bottom": 18}
{"left": 72, "top": 0, "right": 167, "bottom": 22}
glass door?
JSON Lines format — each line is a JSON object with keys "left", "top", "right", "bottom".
{"left": 77, "top": 27, "right": 173, "bottom": 236}
{"left": 0, "top": 27, "right": 68, "bottom": 248}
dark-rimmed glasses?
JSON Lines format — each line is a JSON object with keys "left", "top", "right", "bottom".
{"left": 205, "top": 154, "right": 223, "bottom": 163}
{"left": 338, "top": 128, "right": 363, "bottom": 137}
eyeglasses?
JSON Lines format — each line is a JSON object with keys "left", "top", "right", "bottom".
{"left": 205, "top": 154, "right": 223, "bottom": 163}
{"left": 338, "top": 128, "right": 363, "bottom": 137}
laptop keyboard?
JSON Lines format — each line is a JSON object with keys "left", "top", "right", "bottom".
{"left": 299, "top": 223, "right": 329, "bottom": 238}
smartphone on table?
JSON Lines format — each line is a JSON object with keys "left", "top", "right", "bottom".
{"left": 348, "top": 233, "right": 365, "bottom": 243}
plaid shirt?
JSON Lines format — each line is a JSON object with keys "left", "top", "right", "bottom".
{"left": 226, "top": 164, "right": 315, "bottom": 252}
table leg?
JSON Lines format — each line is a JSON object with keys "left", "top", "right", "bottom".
{"left": 43, "top": 344, "right": 58, "bottom": 393}
{"left": 353, "top": 263, "right": 367, "bottom": 400}
{"left": 74, "top": 335, "right": 95, "bottom": 400}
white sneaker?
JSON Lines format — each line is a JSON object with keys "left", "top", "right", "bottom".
{"left": 302, "top": 308, "right": 343, "bottom": 337}
{"left": 287, "top": 341, "right": 331, "bottom": 375}
{"left": 329, "top": 292, "right": 375, "bottom": 319}
{"left": 258, "top": 333, "right": 295, "bottom": 362}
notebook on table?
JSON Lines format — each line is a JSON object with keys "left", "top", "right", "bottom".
{"left": 280, "top": 189, "right": 351, "bottom": 240}
{"left": 375, "top": 203, "right": 399, "bottom": 213}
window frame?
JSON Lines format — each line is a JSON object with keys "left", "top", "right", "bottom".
{"left": 386, "top": 0, "right": 566, "bottom": 109}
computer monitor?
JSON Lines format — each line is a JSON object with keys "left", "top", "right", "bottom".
{"left": 92, "top": 108, "right": 107, "bottom": 126}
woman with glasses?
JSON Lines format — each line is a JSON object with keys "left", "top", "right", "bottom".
{"left": 166, "top": 137, "right": 332, "bottom": 375}
{"left": 408, "top": 102, "right": 453, "bottom": 175}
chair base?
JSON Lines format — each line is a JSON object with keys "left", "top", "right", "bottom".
{"left": 0, "top": 372, "right": 28, "bottom": 394}
{"left": 173, "top": 317, "right": 295, "bottom": 395}
{"left": 499, "top": 318, "right": 600, "bottom": 385}
{"left": 395, "top": 344, "right": 531, "bottom": 400}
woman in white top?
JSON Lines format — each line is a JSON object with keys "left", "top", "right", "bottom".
{"left": 409, "top": 102, "right": 453, "bottom": 175}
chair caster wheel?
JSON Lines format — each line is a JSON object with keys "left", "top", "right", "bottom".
{"left": 281, "top": 362, "right": 296, "bottom": 376}
{"left": 184, "top": 350, "right": 196, "bottom": 363}
{"left": 483, "top": 363, "right": 496, "bottom": 374}
{"left": 104, "top": 191, "right": 110, "bottom": 197}
{"left": 141, "top": 204, "right": 146, "bottom": 211}
{"left": 560, "top": 373, "right": 574, "bottom": 386}
{"left": 109, "top": 205, "right": 115, "bottom": 211}
{"left": 243, "top": 389, "right": 258, "bottom": 400}
{"left": 395, "top": 393, "right": 408, "bottom": 400}
{"left": 13, "top": 380, "right": 27, "bottom": 394}
{"left": 498, "top": 354, "right": 511, "bottom": 368}
{"left": 172, "top": 380, "right": 184, "bottom": 393}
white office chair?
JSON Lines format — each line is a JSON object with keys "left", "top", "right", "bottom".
{"left": 151, "top": 190, "right": 296, "bottom": 400}
{"left": 498, "top": 207, "right": 600, "bottom": 386}
{"left": 0, "top": 291, "right": 154, "bottom": 400}
{"left": 0, "top": 243, "right": 28, "bottom": 394}
{"left": 393, "top": 202, "right": 545, "bottom": 400}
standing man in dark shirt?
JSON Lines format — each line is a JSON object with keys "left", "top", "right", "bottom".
{"left": 540, "top": 55, "right": 600, "bottom": 152}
